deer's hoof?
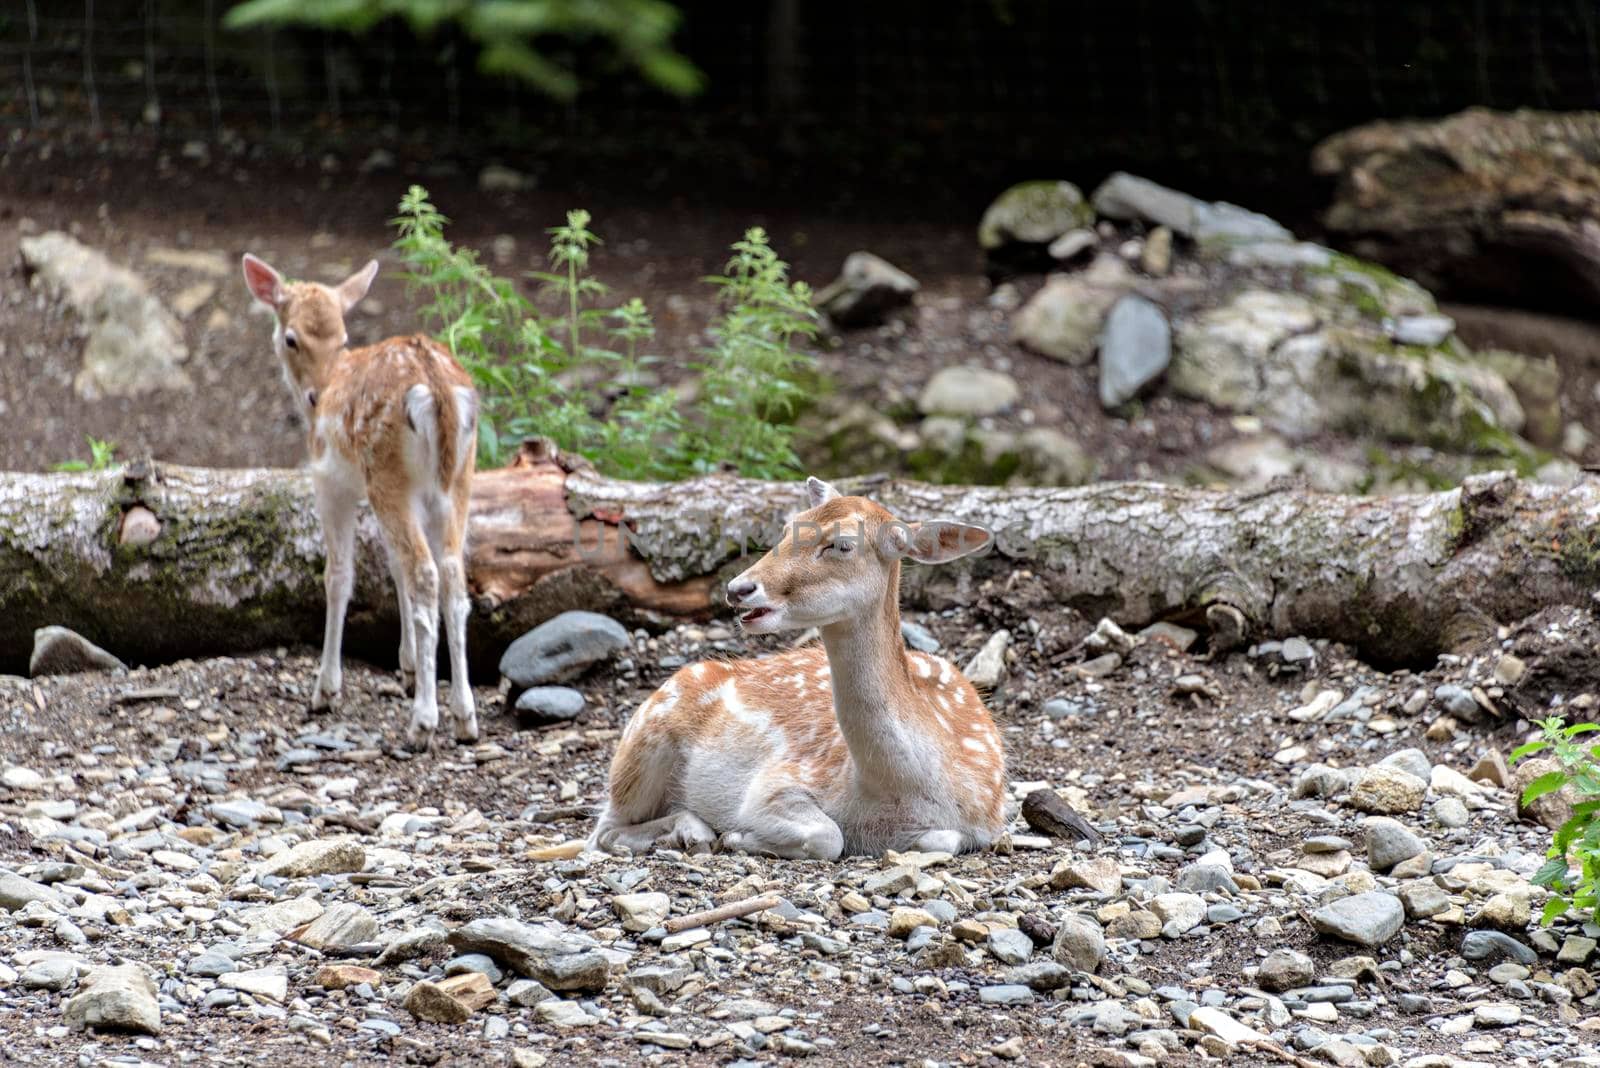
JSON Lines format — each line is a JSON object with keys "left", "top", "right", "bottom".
{"left": 452, "top": 716, "right": 480, "bottom": 745}
{"left": 403, "top": 724, "right": 434, "bottom": 753}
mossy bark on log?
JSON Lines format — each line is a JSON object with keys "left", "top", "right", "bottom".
{"left": 2, "top": 440, "right": 1598, "bottom": 674}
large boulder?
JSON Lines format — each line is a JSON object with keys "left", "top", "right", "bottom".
{"left": 1314, "top": 108, "right": 1600, "bottom": 310}
{"left": 1011, "top": 257, "right": 1135, "bottom": 365}
{"left": 20, "top": 231, "right": 192, "bottom": 400}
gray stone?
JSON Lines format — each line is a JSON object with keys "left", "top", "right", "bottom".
{"left": 962, "top": 629, "right": 1011, "bottom": 689}
{"left": 1010, "top": 270, "right": 1129, "bottom": 365}
{"left": 612, "top": 892, "right": 671, "bottom": 933}
{"left": 979, "top": 984, "right": 1034, "bottom": 1005}
{"left": 1090, "top": 172, "right": 1203, "bottom": 235}
{"left": 257, "top": 837, "right": 365, "bottom": 878}
{"left": 815, "top": 251, "right": 918, "bottom": 327}
{"left": 22, "top": 956, "right": 80, "bottom": 990}
{"left": 1098, "top": 294, "right": 1172, "bottom": 409}
{"left": 500, "top": 612, "right": 629, "bottom": 688}
{"left": 1150, "top": 892, "right": 1206, "bottom": 937}
{"left": 1051, "top": 912, "right": 1106, "bottom": 972}
{"left": 917, "top": 366, "right": 1020, "bottom": 417}
{"left": 627, "top": 960, "right": 694, "bottom": 995}
{"left": 186, "top": 953, "right": 237, "bottom": 977}
{"left": 986, "top": 927, "right": 1034, "bottom": 965}
{"left": 534, "top": 999, "right": 596, "bottom": 1028}
{"left": 297, "top": 903, "right": 378, "bottom": 951}
{"left": 445, "top": 954, "right": 504, "bottom": 984}
{"left": 0, "top": 871, "right": 65, "bottom": 912}
{"left": 1391, "top": 314, "right": 1454, "bottom": 347}
{"left": 207, "top": 799, "right": 277, "bottom": 828}
{"left": 29, "top": 627, "right": 127, "bottom": 678}
{"left": 1434, "top": 684, "right": 1483, "bottom": 722}
{"left": 1048, "top": 229, "right": 1097, "bottom": 262}
{"left": 1260, "top": 952, "right": 1312, "bottom": 991}
{"left": 1377, "top": 747, "right": 1433, "bottom": 783}
{"left": 1460, "top": 930, "right": 1537, "bottom": 965}
{"left": 448, "top": 917, "right": 613, "bottom": 993}
{"left": 1311, "top": 891, "right": 1405, "bottom": 947}
{"left": 1176, "top": 863, "right": 1238, "bottom": 895}
{"left": 1399, "top": 882, "right": 1451, "bottom": 920}
{"left": 506, "top": 978, "right": 554, "bottom": 1006}
{"left": 979, "top": 180, "right": 1094, "bottom": 251}
{"left": 1191, "top": 201, "right": 1293, "bottom": 247}
{"left": 1014, "top": 427, "right": 1095, "bottom": 486}
{"left": 1432, "top": 797, "right": 1470, "bottom": 829}
{"left": 1006, "top": 961, "right": 1072, "bottom": 991}
{"left": 900, "top": 621, "right": 940, "bottom": 653}
{"left": 1363, "top": 817, "right": 1427, "bottom": 872}
{"left": 20, "top": 232, "right": 192, "bottom": 400}
{"left": 62, "top": 964, "right": 160, "bottom": 1034}
{"left": 513, "top": 686, "right": 586, "bottom": 725}
{"left": 1348, "top": 766, "right": 1427, "bottom": 815}
{"left": 219, "top": 967, "right": 288, "bottom": 1002}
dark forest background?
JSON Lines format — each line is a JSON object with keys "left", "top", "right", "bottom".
{"left": 4, "top": 1, "right": 1600, "bottom": 221}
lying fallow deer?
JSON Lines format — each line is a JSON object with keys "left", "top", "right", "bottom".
{"left": 241, "top": 254, "right": 478, "bottom": 750}
{"left": 592, "top": 477, "right": 1006, "bottom": 858}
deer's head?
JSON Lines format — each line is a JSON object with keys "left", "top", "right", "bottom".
{"left": 726, "top": 477, "right": 991, "bottom": 634}
{"left": 241, "top": 253, "right": 378, "bottom": 398}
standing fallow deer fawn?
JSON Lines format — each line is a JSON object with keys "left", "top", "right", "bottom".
{"left": 241, "top": 253, "right": 479, "bottom": 750}
{"left": 592, "top": 477, "right": 1006, "bottom": 858}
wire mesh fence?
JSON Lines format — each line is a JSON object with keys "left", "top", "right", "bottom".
{"left": 4, "top": 1, "right": 1600, "bottom": 204}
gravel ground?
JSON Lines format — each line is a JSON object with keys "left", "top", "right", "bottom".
{"left": 3, "top": 586, "right": 1599, "bottom": 1068}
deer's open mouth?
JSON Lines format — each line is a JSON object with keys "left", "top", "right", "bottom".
{"left": 740, "top": 607, "right": 774, "bottom": 626}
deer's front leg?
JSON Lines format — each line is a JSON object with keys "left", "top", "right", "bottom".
{"left": 311, "top": 479, "right": 358, "bottom": 713}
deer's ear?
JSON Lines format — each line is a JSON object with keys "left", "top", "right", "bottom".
{"left": 806, "top": 476, "right": 840, "bottom": 508}
{"left": 888, "top": 520, "right": 993, "bottom": 565}
{"left": 336, "top": 259, "right": 379, "bottom": 313}
{"left": 241, "top": 253, "right": 285, "bottom": 309}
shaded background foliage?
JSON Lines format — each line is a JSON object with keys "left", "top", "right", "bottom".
{"left": 5, "top": 0, "right": 1600, "bottom": 222}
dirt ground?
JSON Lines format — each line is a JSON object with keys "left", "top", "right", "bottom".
{"left": 7, "top": 130, "right": 1600, "bottom": 485}
{"left": 1, "top": 581, "right": 1595, "bottom": 1065}
{"left": 3, "top": 131, "right": 1599, "bottom": 1068}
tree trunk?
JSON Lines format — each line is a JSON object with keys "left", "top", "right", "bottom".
{"left": 2, "top": 440, "right": 1598, "bottom": 674}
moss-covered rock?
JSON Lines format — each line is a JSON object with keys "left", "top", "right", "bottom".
{"left": 979, "top": 181, "right": 1095, "bottom": 271}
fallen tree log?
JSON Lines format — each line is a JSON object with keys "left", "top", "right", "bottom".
{"left": 1, "top": 440, "right": 1598, "bottom": 674}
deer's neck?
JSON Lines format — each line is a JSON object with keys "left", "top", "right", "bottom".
{"left": 818, "top": 567, "right": 925, "bottom": 794}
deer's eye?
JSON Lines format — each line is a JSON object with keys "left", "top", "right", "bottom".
{"left": 822, "top": 539, "right": 853, "bottom": 558}
{"left": 283, "top": 330, "right": 299, "bottom": 351}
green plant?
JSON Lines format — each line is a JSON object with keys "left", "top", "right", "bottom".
{"left": 1511, "top": 716, "right": 1600, "bottom": 922}
{"left": 53, "top": 436, "right": 118, "bottom": 472}
{"left": 224, "top": 0, "right": 703, "bottom": 101}
{"left": 390, "top": 186, "right": 818, "bottom": 481}
{"left": 687, "top": 228, "right": 821, "bottom": 478}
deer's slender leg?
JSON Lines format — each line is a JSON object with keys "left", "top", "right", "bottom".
{"left": 438, "top": 497, "right": 476, "bottom": 743}
{"left": 310, "top": 477, "right": 357, "bottom": 713}
{"left": 377, "top": 505, "right": 440, "bottom": 751}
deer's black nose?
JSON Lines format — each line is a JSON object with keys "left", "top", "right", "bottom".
{"left": 726, "top": 578, "right": 757, "bottom": 606}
